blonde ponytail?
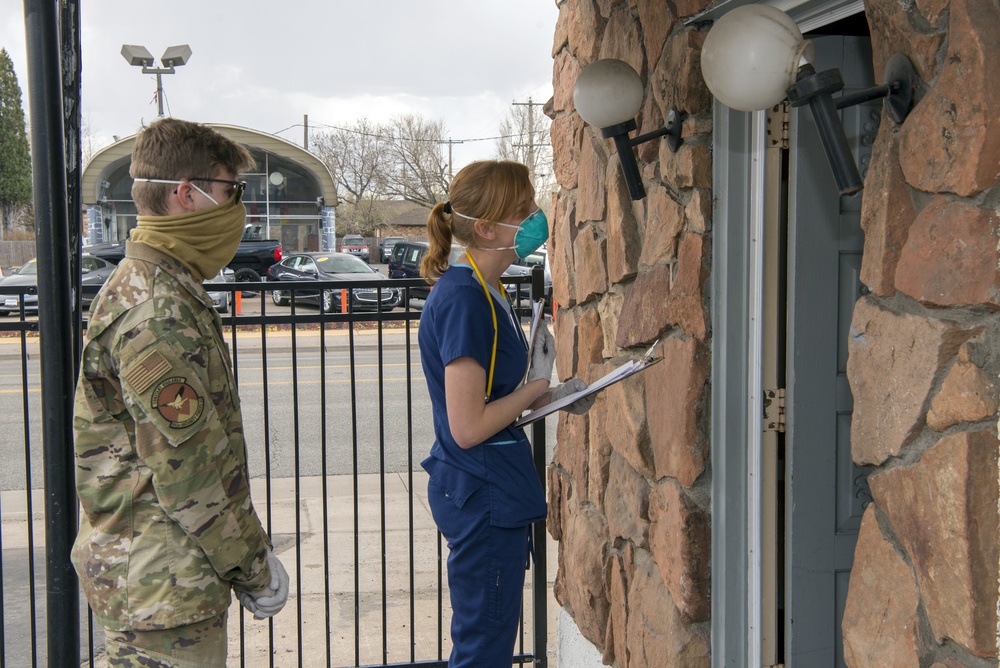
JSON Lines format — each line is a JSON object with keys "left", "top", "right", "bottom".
{"left": 421, "top": 202, "right": 454, "bottom": 282}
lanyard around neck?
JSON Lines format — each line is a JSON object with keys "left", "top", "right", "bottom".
{"left": 465, "top": 251, "right": 508, "bottom": 401}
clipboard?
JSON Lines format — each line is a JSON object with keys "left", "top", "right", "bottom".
{"left": 515, "top": 340, "right": 663, "bottom": 427}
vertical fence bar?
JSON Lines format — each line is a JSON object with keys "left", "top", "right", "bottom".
{"left": 529, "top": 266, "right": 548, "bottom": 667}
{"left": 349, "top": 306, "right": 361, "bottom": 667}
{"left": 405, "top": 294, "right": 416, "bottom": 663}
{"left": 290, "top": 297, "right": 304, "bottom": 666}
{"left": 320, "top": 297, "right": 332, "bottom": 665}
{"left": 22, "top": 2, "right": 80, "bottom": 665}
{"left": 19, "top": 326, "right": 37, "bottom": 668}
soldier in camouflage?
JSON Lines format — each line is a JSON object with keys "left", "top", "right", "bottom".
{"left": 72, "top": 118, "right": 289, "bottom": 667}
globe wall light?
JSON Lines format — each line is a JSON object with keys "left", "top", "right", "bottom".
{"left": 701, "top": 5, "right": 916, "bottom": 195}
{"left": 121, "top": 44, "right": 192, "bottom": 118}
{"left": 573, "top": 59, "right": 686, "bottom": 200}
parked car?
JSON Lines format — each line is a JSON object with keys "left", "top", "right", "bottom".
{"left": 203, "top": 267, "right": 235, "bottom": 314}
{"left": 503, "top": 247, "right": 553, "bottom": 306}
{"left": 340, "top": 235, "right": 370, "bottom": 263}
{"left": 0, "top": 254, "right": 116, "bottom": 316}
{"left": 266, "top": 252, "right": 399, "bottom": 312}
{"left": 388, "top": 241, "right": 548, "bottom": 305}
{"left": 379, "top": 236, "right": 405, "bottom": 263}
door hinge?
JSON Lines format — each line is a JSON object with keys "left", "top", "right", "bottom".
{"left": 763, "top": 387, "right": 786, "bottom": 433}
{"left": 765, "top": 102, "right": 790, "bottom": 150}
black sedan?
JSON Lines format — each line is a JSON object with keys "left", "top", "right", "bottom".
{"left": 266, "top": 252, "right": 400, "bottom": 312}
{"left": 0, "top": 254, "right": 116, "bottom": 316}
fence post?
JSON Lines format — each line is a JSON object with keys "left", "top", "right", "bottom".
{"left": 529, "top": 265, "right": 548, "bottom": 667}
{"left": 24, "top": 0, "right": 81, "bottom": 664}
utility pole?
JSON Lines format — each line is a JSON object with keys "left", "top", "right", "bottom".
{"left": 440, "top": 138, "right": 463, "bottom": 180}
{"left": 512, "top": 97, "right": 543, "bottom": 182}
{"left": 303, "top": 114, "right": 309, "bottom": 150}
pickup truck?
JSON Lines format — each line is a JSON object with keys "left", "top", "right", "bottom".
{"left": 83, "top": 224, "right": 282, "bottom": 285}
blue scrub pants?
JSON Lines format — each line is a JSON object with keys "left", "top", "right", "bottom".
{"left": 428, "top": 482, "right": 530, "bottom": 668}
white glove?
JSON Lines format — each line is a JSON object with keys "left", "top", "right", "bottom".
{"left": 237, "top": 550, "right": 289, "bottom": 620}
{"left": 526, "top": 323, "right": 555, "bottom": 384}
{"left": 551, "top": 378, "right": 596, "bottom": 415}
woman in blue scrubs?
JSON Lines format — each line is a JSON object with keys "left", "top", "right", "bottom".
{"left": 418, "top": 161, "right": 593, "bottom": 666}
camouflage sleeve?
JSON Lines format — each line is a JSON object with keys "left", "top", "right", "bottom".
{"left": 117, "top": 323, "right": 272, "bottom": 593}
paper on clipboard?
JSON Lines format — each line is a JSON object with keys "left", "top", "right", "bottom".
{"left": 515, "top": 341, "right": 663, "bottom": 427}
{"left": 524, "top": 299, "right": 545, "bottom": 362}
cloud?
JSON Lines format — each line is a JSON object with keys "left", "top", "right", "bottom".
{"left": 2, "top": 0, "right": 557, "bottom": 168}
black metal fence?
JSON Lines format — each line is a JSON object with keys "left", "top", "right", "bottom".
{"left": 0, "top": 273, "right": 548, "bottom": 667}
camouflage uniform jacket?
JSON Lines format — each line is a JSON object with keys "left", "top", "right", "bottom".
{"left": 72, "top": 242, "right": 272, "bottom": 632}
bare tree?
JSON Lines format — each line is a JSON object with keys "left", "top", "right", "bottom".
{"left": 495, "top": 100, "right": 555, "bottom": 211}
{"left": 383, "top": 114, "right": 449, "bottom": 209}
{"left": 313, "top": 118, "right": 392, "bottom": 235}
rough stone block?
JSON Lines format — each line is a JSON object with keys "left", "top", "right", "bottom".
{"left": 624, "top": 549, "right": 710, "bottom": 668}
{"left": 639, "top": 183, "right": 684, "bottom": 268}
{"left": 635, "top": 0, "right": 677, "bottom": 70}
{"left": 926, "top": 360, "right": 998, "bottom": 431}
{"left": 607, "top": 161, "right": 642, "bottom": 284}
{"left": 666, "top": 232, "right": 709, "bottom": 340}
{"left": 566, "top": 0, "right": 605, "bottom": 65}
{"left": 604, "top": 371, "right": 654, "bottom": 479}
{"left": 579, "top": 132, "right": 609, "bottom": 223}
{"left": 868, "top": 429, "right": 1000, "bottom": 656}
{"left": 552, "top": 192, "right": 577, "bottom": 308}
{"left": 859, "top": 127, "right": 915, "bottom": 296}
{"left": 604, "top": 453, "right": 651, "bottom": 547}
{"left": 573, "top": 224, "right": 608, "bottom": 305}
{"left": 894, "top": 197, "right": 1000, "bottom": 308}
{"left": 599, "top": 4, "right": 644, "bottom": 77}
{"left": 551, "top": 113, "right": 582, "bottom": 190}
{"left": 899, "top": 0, "right": 1000, "bottom": 196}
{"left": 555, "top": 307, "right": 578, "bottom": 382}
{"left": 646, "top": 336, "right": 709, "bottom": 486}
{"left": 615, "top": 265, "right": 671, "bottom": 349}
{"left": 652, "top": 29, "right": 712, "bottom": 117}
{"left": 587, "top": 392, "right": 614, "bottom": 516}
{"left": 553, "top": 507, "right": 611, "bottom": 648}
{"left": 684, "top": 188, "right": 711, "bottom": 234}
{"left": 552, "top": 50, "right": 583, "bottom": 115}
{"left": 661, "top": 140, "right": 712, "bottom": 190}
{"left": 648, "top": 481, "right": 711, "bottom": 622}
{"left": 847, "top": 297, "right": 974, "bottom": 465}
{"left": 842, "top": 507, "right": 923, "bottom": 667}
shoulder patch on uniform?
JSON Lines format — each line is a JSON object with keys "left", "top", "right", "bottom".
{"left": 150, "top": 377, "right": 205, "bottom": 428}
{"left": 123, "top": 350, "right": 172, "bottom": 394}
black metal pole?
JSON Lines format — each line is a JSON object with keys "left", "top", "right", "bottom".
{"left": 23, "top": 2, "right": 81, "bottom": 666}
{"left": 529, "top": 265, "right": 548, "bottom": 667}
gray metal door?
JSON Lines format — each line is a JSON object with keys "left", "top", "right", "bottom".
{"left": 785, "top": 35, "right": 877, "bottom": 667}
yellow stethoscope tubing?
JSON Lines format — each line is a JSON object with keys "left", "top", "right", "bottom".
{"left": 464, "top": 250, "right": 509, "bottom": 401}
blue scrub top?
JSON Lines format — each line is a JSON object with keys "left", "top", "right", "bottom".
{"left": 418, "top": 265, "right": 546, "bottom": 529}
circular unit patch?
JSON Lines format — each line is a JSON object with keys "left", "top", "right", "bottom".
{"left": 151, "top": 377, "right": 205, "bottom": 428}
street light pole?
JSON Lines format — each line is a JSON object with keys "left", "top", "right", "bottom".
{"left": 121, "top": 44, "right": 192, "bottom": 117}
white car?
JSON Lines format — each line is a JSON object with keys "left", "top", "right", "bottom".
{"left": 204, "top": 267, "right": 235, "bottom": 313}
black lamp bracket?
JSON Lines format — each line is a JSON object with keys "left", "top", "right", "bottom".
{"left": 789, "top": 53, "right": 917, "bottom": 124}
{"left": 596, "top": 108, "right": 687, "bottom": 200}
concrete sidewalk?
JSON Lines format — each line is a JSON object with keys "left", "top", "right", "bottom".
{"left": 3, "top": 472, "right": 560, "bottom": 667}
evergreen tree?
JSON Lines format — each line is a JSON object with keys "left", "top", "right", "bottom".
{"left": 0, "top": 47, "right": 32, "bottom": 236}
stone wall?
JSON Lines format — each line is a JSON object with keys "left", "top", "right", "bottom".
{"left": 547, "top": 0, "right": 714, "bottom": 665}
{"left": 842, "top": 0, "right": 1000, "bottom": 664}
{"left": 547, "top": 0, "right": 999, "bottom": 666}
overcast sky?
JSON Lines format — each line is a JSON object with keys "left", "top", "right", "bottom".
{"left": 2, "top": 1, "right": 559, "bottom": 170}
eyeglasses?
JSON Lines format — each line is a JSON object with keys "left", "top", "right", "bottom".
{"left": 134, "top": 177, "right": 247, "bottom": 204}
{"left": 189, "top": 177, "right": 247, "bottom": 203}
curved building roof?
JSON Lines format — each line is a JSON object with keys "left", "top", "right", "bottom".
{"left": 81, "top": 123, "right": 337, "bottom": 205}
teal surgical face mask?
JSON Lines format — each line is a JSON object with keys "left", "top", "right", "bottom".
{"left": 454, "top": 207, "right": 549, "bottom": 259}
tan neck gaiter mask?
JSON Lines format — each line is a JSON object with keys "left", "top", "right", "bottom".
{"left": 131, "top": 193, "right": 246, "bottom": 281}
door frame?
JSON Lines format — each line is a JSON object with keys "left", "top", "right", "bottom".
{"left": 705, "top": 2, "right": 865, "bottom": 666}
